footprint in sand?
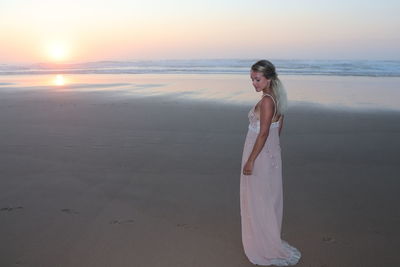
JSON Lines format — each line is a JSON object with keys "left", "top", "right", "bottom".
{"left": 110, "top": 219, "right": 135, "bottom": 225}
{"left": 1, "top": 206, "right": 24, "bottom": 212}
{"left": 176, "top": 223, "right": 197, "bottom": 230}
{"left": 322, "top": 236, "right": 336, "bottom": 243}
{"left": 61, "top": 208, "right": 79, "bottom": 214}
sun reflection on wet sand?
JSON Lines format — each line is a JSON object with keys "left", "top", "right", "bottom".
{"left": 0, "top": 74, "right": 399, "bottom": 111}
{"left": 53, "top": 74, "right": 66, "bottom": 86}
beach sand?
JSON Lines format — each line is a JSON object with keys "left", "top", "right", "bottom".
{"left": 0, "top": 79, "right": 399, "bottom": 267}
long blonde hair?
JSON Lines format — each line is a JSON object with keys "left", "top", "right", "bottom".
{"left": 251, "top": 60, "right": 288, "bottom": 115}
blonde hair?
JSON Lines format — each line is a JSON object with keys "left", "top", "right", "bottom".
{"left": 251, "top": 60, "right": 288, "bottom": 115}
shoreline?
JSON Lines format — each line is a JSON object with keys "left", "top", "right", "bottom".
{"left": 1, "top": 73, "right": 400, "bottom": 111}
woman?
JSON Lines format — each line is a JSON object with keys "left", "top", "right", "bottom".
{"left": 240, "top": 60, "right": 301, "bottom": 266}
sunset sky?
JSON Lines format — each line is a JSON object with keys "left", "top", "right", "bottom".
{"left": 1, "top": 0, "right": 399, "bottom": 64}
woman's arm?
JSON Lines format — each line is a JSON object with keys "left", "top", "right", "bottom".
{"left": 243, "top": 97, "right": 274, "bottom": 175}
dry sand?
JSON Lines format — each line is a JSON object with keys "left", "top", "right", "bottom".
{"left": 0, "top": 88, "right": 399, "bottom": 267}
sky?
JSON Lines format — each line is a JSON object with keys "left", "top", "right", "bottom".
{"left": 0, "top": 0, "right": 399, "bottom": 64}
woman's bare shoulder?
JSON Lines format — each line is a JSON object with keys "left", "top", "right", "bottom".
{"left": 259, "top": 96, "right": 274, "bottom": 111}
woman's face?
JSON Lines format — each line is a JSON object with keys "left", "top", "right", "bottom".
{"left": 250, "top": 71, "right": 270, "bottom": 92}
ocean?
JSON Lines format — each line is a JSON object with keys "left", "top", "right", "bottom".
{"left": 1, "top": 59, "right": 400, "bottom": 77}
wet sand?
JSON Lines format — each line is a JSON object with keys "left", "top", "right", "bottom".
{"left": 0, "top": 86, "right": 399, "bottom": 267}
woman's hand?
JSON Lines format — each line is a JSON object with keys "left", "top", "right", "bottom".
{"left": 243, "top": 160, "right": 254, "bottom": 176}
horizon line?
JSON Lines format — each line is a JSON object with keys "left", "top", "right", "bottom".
{"left": 2, "top": 58, "right": 400, "bottom": 66}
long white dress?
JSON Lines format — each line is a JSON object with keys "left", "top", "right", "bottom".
{"left": 240, "top": 94, "right": 301, "bottom": 266}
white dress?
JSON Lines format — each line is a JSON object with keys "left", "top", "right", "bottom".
{"left": 240, "top": 94, "right": 301, "bottom": 266}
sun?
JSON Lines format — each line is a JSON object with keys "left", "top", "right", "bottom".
{"left": 47, "top": 42, "right": 69, "bottom": 62}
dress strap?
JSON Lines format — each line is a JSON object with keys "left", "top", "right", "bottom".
{"left": 262, "top": 93, "right": 277, "bottom": 120}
